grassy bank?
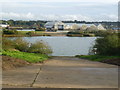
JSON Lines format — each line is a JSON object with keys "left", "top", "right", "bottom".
{"left": 3, "top": 31, "right": 51, "bottom": 37}
{"left": 76, "top": 55, "right": 120, "bottom": 61}
{"left": 2, "top": 50, "right": 50, "bottom": 63}
{"left": 76, "top": 55, "right": 120, "bottom": 66}
{"left": 2, "top": 31, "right": 68, "bottom": 37}
{"left": 67, "top": 32, "right": 95, "bottom": 37}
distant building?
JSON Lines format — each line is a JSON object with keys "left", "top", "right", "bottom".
{"left": 64, "top": 23, "right": 106, "bottom": 31}
{"left": 8, "top": 27, "right": 23, "bottom": 30}
{"left": 44, "top": 21, "right": 66, "bottom": 31}
{"left": 45, "top": 21, "right": 106, "bottom": 32}
{"left": 65, "top": 23, "right": 102, "bottom": 30}
{"left": 112, "top": 27, "right": 120, "bottom": 30}
{"left": 0, "top": 24, "right": 9, "bottom": 28}
{"left": 78, "top": 23, "right": 97, "bottom": 30}
{"left": 64, "top": 23, "right": 78, "bottom": 30}
{"left": 96, "top": 24, "right": 106, "bottom": 30}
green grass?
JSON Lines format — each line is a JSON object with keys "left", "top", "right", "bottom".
{"left": 18, "top": 31, "right": 44, "bottom": 34}
{"left": 12, "top": 31, "right": 49, "bottom": 36}
{"left": 76, "top": 55, "right": 120, "bottom": 61}
{"left": 2, "top": 50, "right": 50, "bottom": 63}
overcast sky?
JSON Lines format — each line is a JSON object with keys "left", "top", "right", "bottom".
{"left": 0, "top": 0, "right": 119, "bottom": 21}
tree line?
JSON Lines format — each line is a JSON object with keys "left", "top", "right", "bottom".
{"left": 0, "top": 19, "right": 119, "bottom": 30}
{"left": 1, "top": 20, "right": 47, "bottom": 29}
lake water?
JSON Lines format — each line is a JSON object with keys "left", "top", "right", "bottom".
{"left": 21, "top": 36, "right": 97, "bottom": 56}
{"left": 17, "top": 29, "right": 35, "bottom": 31}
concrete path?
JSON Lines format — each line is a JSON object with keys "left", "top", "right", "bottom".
{"left": 2, "top": 56, "right": 119, "bottom": 88}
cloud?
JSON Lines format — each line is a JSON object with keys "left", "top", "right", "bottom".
{"left": 1, "top": 1, "right": 117, "bottom": 20}
{"left": 96, "top": 14, "right": 118, "bottom": 21}
{"left": 0, "top": 0, "right": 119, "bottom": 3}
{"left": 0, "top": 12, "right": 118, "bottom": 21}
{"left": 0, "top": 12, "right": 93, "bottom": 21}
{"left": 0, "top": 12, "right": 34, "bottom": 20}
{"left": 39, "top": 14, "right": 94, "bottom": 21}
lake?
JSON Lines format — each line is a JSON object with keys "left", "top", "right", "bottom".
{"left": 21, "top": 36, "right": 97, "bottom": 56}
{"left": 17, "top": 29, "right": 35, "bottom": 31}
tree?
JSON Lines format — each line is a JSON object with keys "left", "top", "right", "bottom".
{"left": 94, "top": 34, "right": 120, "bottom": 55}
{"left": 7, "top": 19, "right": 14, "bottom": 26}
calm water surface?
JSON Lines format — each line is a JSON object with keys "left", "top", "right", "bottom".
{"left": 22, "top": 36, "right": 97, "bottom": 56}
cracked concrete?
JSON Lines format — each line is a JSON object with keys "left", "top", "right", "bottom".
{"left": 2, "top": 64, "right": 41, "bottom": 88}
{"left": 2, "top": 57, "right": 119, "bottom": 88}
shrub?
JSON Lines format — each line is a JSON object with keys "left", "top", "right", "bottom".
{"left": 2, "top": 38, "right": 52, "bottom": 55}
{"left": 67, "top": 31, "right": 80, "bottom": 34}
{"left": 3, "top": 29, "right": 18, "bottom": 34}
{"left": 28, "top": 41, "right": 52, "bottom": 54}
{"left": 95, "top": 31, "right": 114, "bottom": 37}
{"left": 35, "top": 27, "right": 46, "bottom": 31}
{"left": 2, "top": 38, "right": 15, "bottom": 50}
{"left": 13, "top": 38, "right": 29, "bottom": 52}
{"left": 26, "top": 31, "right": 34, "bottom": 36}
{"left": 94, "top": 34, "right": 120, "bottom": 56}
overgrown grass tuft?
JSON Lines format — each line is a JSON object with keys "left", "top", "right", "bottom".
{"left": 75, "top": 55, "right": 120, "bottom": 61}
{"left": 2, "top": 50, "right": 50, "bottom": 63}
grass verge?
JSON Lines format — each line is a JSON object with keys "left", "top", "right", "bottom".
{"left": 75, "top": 55, "right": 120, "bottom": 61}
{"left": 2, "top": 50, "right": 50, "bottom": 63}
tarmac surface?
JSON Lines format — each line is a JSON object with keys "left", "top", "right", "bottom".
{"left": 2, "top": 56, "right": 119, "bottom": 88}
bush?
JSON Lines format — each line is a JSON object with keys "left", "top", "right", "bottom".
{"left": 26, "top": 31, "right": 34, "bottom": 36}
{"left": 2, "top": 38, "right": 15, "bottom": 50}
{"left": 67, "top": 31, "right": 80, "bottom": 34}
{"left": 94, "top": 34, "right": 120, "bottom": 55}
{"left": 35, "top": 27, "right": 46, "bottom": 31}
{"left": 3, "top": 29, "right": 18, "bottom": 34}
{"left": 95, "top": 31, "right": 115, "bottom": 37}
{"left": 27, "top": 41, "right": 52, "bottom": 54}
{"left": 13, "top": 38, "right": 29, "bottom": 52}
{"left": 2, "top": 38, "right": 52, "bottom": 55}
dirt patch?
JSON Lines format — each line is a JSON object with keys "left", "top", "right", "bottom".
{"left": 2, "top": 55, "right": 30, "bottom": 70}
{"left": 100, "top": 58, "right": 120, "bottom": 66}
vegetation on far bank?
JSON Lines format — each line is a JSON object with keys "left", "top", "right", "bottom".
{"left": 67, "top": 30, "right": 118, "bottom": 37}
{"left": 2, "top": 29, "right": 69, "bottom": 37}
{"left": 1, "top": 19, "right": 118, "bottom": 30}
{"left": 1, "top": 19, "right": 118, "bottom": 37}
{"left": 2, "top": 29, "right": 119, "bottom": 38}
{"left": 2, "top": 30, "right": 52, "bottom": 37}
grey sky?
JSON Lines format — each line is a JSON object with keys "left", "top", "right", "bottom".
{"left": 0, "top": 0, "right": 119, "bottom": 21}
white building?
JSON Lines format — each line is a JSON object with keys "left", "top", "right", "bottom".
{"left": 64, "top": 23, "right": 77, "bottom": 30}
{"left": 65, "top": 23, "right": 98, "bottom": 30}
{"left": 44, "top": 21, "right": 66, "bottom": 31}
{"left": 45, "top": 21, "right": 106, "bottom": 31}
{"left": 97, "top": 24, "right": 106, "bottom": 30}
{"left": 0, "top": 24, "right": 9, "bottom": 28}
